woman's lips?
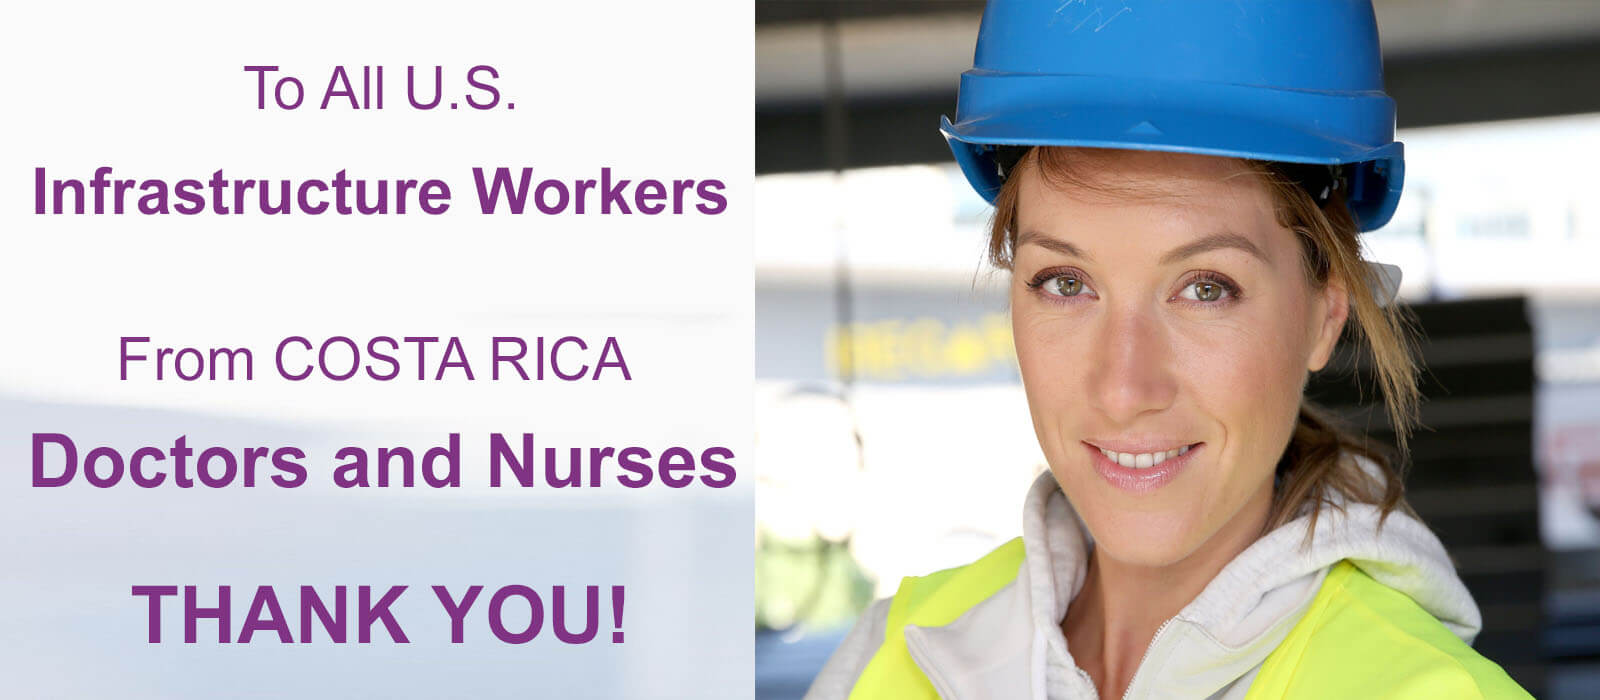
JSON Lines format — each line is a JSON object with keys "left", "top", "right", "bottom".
{"left": 1085, "top": 441, "right": 1202, "bottom": 493}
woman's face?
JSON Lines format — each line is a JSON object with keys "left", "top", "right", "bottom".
{"left": 1010, "top": 150, "right": 1348, "bottom": 568}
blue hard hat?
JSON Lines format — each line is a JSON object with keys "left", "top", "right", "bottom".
{"left": 942, "top": 0, "right": 1404, "bottom": 232}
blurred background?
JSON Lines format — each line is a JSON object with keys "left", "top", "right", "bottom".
{"left": 752, "top": 1, "right": 1600, "bottom": 697}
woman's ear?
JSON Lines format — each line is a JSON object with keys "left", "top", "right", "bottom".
{"left": 1307, "top": 278, "right": 1350, "bottom": 373}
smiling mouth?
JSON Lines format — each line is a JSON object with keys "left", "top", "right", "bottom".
{"left": 1093, "top": 444, "right": 1192, "bottom": 469}
{"left": 1083, "top": 441, "right": 1204, "bottom": 493}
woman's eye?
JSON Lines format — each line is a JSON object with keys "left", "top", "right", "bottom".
{"left": 1048, "top": 276, "right": 1085, "bottom": 297}
{"left": 1181, "top": 280, "right": 1230, "bottom": 302}
{"left": 1024, "top": 269, "right": 1095, "bottom": 301}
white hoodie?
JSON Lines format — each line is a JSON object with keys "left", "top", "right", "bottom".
{"left": 803, "top": 467, "right": 1482, "bottom": 700}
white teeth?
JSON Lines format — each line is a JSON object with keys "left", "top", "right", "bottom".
{"left": 1098, "top": 445, "right": 1193, "bottom": 469}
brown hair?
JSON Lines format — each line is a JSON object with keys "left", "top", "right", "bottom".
{"left": 989, "top": 147, "right": 1419, "bottom": 532}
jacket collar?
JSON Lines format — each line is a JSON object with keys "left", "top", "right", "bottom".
{"left": 901, "top": 468, "right": 1479, "bottom": 699}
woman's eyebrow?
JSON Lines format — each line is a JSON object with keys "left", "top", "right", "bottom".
{"left": 1016, "top": 230, "right": 1093, "bottom": 261}
{"left": 1159, "top": 232, "right": 1270, "bottom": 265}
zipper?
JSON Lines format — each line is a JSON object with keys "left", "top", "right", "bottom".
{"left": 903, "top": 626, "right": 961, "bottom": 700}
{"left": 1076, "top": 667, "right": 1098, "bottom": 696}
{"left": 1119, "top": 617, "right": 1176, "bottom": 700}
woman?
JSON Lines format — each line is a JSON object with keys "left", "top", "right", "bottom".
{"left": 805, "top": 2, "right": 1533, "bottom": 698}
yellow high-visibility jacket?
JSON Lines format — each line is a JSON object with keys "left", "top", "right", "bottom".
{"left": 807, "top": 470, "right": 1532, "bottom": 700}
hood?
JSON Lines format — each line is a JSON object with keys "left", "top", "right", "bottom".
{"left": 907, "top": 465, "right": 1481, "bottom": 699}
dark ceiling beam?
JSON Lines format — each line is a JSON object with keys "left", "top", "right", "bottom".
{"left": 757, "top": 0, "right": 984, "bottom": 25}
{"left": 757, "top": 38, "right": 1600, "bottom": 174}
{"left": 1386, "top": 40, "right": 1600, "bottom": 126}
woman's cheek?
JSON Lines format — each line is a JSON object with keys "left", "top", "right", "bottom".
{"left": 1011, "top": 306, "right": 1090, "bottom": 455}
{"left": 1170, "top": 304, "right": 1309, "bottom": 481}
{"left": 1011, "top": 298, "right": 1088, "bottom": 377}
{"left": 1171, "top": 292, "right": 1306, "bottom": 389}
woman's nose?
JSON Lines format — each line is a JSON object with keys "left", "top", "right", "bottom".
{"left": 1086, "top": 307, "right": 1179, "bottom": 425}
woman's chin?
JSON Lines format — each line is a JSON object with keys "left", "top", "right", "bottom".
{"left": 1063, "top": 487, "right": 1212, "bottom": 568}
{"left": 1062, "top": 468, "right": 1276, "bottom": 571}
{"left": 1084, "top": 517, "right": 1207, "bottom": 569}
